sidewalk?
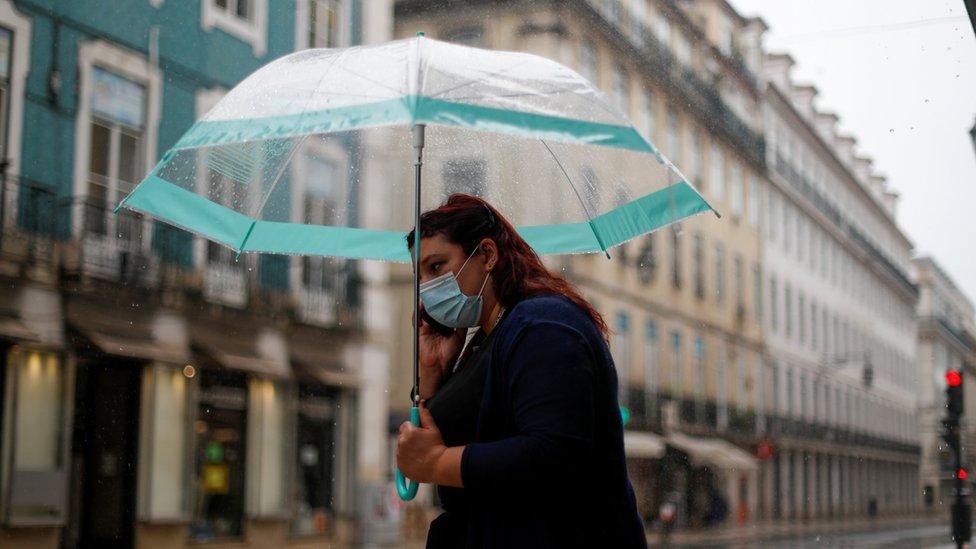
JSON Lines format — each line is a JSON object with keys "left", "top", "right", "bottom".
{"left": 654, "top": 513, "right": 946, "bottom": 546}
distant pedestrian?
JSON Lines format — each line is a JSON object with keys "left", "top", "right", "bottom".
{"left": 396, "top": 194, "right": 647, "bottom": 548}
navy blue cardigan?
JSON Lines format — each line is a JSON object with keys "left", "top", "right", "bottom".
{"left": 455, "top": 295, "right": 646, "bottom": 548}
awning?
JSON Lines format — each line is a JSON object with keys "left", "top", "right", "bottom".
{"left": 624, "top": 430, "right": 666, "bottom": 459}
{"left": 666, "top": 432, "right": 758, "bottom": 472}
{"left": 192, "top": 323, "right": 291, "bottom": 379}
{"left": 66, "top": 298, "right": 189, "bottom": 364}
{"left": 0, "top": 315, "right": 41, "bottom": 342}
{"left": 289, "top": 326, "right": 361, "bottom": 388}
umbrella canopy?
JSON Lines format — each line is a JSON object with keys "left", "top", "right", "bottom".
{"left": 117, "top": 35, "right": 716, "bottom": 261}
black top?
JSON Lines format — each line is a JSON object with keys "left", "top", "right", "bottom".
{"left": 427, "top": 325, "right": 498, "bottom": 515}
{"left": 425, "top": 295, "right": 647, "bottom": 549}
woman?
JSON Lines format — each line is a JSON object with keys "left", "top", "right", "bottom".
{"left": 397, "top": 194, "right": 647, "bottom": 548}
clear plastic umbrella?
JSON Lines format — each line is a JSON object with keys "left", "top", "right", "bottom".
{"left": 117, "top": 34, "right": 717, "bottom": 500}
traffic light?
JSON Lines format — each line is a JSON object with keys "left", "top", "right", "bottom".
{"left": 943, "top": 418, "right": 962, "bottom": 454}
{"left": 947, "top": 369, "right": 964, "bottom": 418}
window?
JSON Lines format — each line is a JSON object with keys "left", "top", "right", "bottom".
{"left": 747, "top": 176, "right": 760, "bottom": 227}
{"left": 799, "top": 373, "right": 807, "bottom": 417}
{"left": 202, "top": 0, "right": 268, "bottom": 56}
{"left": 443, "top": 26, "right": 484, "bottom": 47}
{"left": 753, "top": 263, "right": 762, "bottom": 322}
{"left": 737, "top": 354, "right": 747, "bottom": 411}
{"left": 74, "top": 41, "right": 161, "bottom": 281}
{"left": 716, "top": 345, "right": 728, "bottom": 429}
{"left": 666, "top": 108, "right": 680, "bottom": 162}
{"left": 769, "top": 275, "right": 778, "bottom": 332}
{"left": 730, "top": 160, "right": 743, "bottom": 217}
{"left": 2, "top": 348, "right": 70, "bottom": 523}
{"left": 0, "top": 2, "right": 29, "bottom": 209}
{"left": 443, "top": 158, "right": 487, "bottom": 197}
{"left": 642, "top": 90, "right": 655, "bottom": 142}
{"left": 580, "top": 41, "right": 599, "bottom": 85}
{"left": 644, "top": 319, "right": 659, "bottom": 393}
{"left": 671, "top": 229, "right": 682, "bottom": 289}
{"left": 84, "top": 68, "right": 147, "bottom": 245}
{"left": 306, "top": 0, "right": 347, "bottom": 48}
{"left": 655, "top": 11, "right": 671, "bottom": 47}
{"left": 811, "top": 302, "right": 818, "bottom": 350}
{"left": 798, "top": 292, "right": 806, "bottom": 344}
{"left": 613, "top": 64, "right": 630, "bottom": 114}
{"left": 734, "top": 254, "right": 744, "bottom": 316}
{"left": 675, "top": 30, "right": 692, "bottom": 66}
{"left": 0, "top": 25, "right": 11, "bottom": 163}
{"left": 782, "top": 201, "right": 791, "bottom": 253}
{"left": 670, "top": 329, "right": 682, "bottom": 394}
{"left": 714, "top": 243, "right": 725, "bottom": 304}
{"left": 693, "top": 233, "right": 705, "bottom": 299}
{"left": 192, "top": 369, "right": 248, "bottom": 540}
{"left": 636, "top": 233, "right": 656, "bottom": 285}
{"left": 785, "top": 283, "right": 793, "bottom": 338}
{"left": 614, "top": 311, "right": 632, "bottom": 407}
{"left": 710, "top": 142, "right": 724, "bottom": 200}
{"left": 691, "top": 132, "right": 703, "bottom": 186}
{"left": 785, "top": 369, "right": 794, "bottom": 415}
{"left": 693, "top": 336, "right": 706, "bottom": 400}
{"left": 296, "top": 145, "right": 349, "bottom": 325}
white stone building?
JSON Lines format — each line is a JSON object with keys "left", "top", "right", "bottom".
{"left": 759, "top": 52, "right": 920, "bottom": 520}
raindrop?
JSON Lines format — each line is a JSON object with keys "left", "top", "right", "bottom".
{"left": 888, "top": 128, "right": 894, "bottom": 133}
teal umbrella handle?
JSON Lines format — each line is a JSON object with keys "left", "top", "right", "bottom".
{"left": 395, "top": 406, "right": 421, "bottom": 501}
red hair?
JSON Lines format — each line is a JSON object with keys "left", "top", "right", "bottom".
{"left": 407, "top": 194, "right": 608, "bottom": 337}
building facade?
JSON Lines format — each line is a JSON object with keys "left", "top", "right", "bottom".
{"left": 761, "top": 52, "right": 920, "bottom": 520}
{"left": 914, "top": 256, "right": 976, "bottom": 511}
{"left": 392, "top": 0, "right": 770, "bottom": 533}
{"left": 0, "top": 1, "right": 396, "bottom": 548}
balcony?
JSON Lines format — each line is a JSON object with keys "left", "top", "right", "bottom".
{"left": 579, "top": 0, "right": 766, "bottom": 168}
{"left": 773, "top": 153, "right": 917, "bottom": 298}
{"left": 2, "top": 177, "right": 364, "bottom": 328}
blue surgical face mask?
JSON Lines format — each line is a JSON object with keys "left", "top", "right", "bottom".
{"left": 419, "top": 247, "right": 490, "bottom": 329}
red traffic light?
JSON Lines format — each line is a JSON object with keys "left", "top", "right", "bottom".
{"left": 960, "top": 468, "right": 968, "bottom": 480}
{"left": 948, "top": 369, "right": 963, "bottom": 388}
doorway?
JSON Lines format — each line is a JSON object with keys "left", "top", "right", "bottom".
{"left": 71, "top": 362, "right": 141, "bottom": 549}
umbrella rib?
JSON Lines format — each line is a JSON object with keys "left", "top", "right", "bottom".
{"left": 539, "top": 139, "right": 611, "bottom": 259}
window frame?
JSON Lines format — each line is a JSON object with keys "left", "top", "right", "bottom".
{"left": 202, "top": 0, "right": 268, "bottom": 57}
{"left": 0, "top": 1, "right": 30, "bottom": 230}
{"left": 71, "top": 40, "right": 160, "bottom": 242}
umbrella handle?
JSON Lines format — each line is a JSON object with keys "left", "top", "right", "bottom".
{"left": 395, "top": 406, "right": 421, "bottom": 501}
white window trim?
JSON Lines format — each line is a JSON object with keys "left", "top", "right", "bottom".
{"left": 202, "top": 0, "right": 268, "bottom": 57}
{"left": 71, "top": 40, "right": 161, "bottom": 241}
{"left": 288, "top": 137, "right": 350, "bottom": 295}
{"left": 0, "top": 1, "right": 32, "bottom": 227}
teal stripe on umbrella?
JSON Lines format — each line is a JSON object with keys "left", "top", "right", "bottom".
{"left": 122, "top": 175, "right": 705, "bottom": 262}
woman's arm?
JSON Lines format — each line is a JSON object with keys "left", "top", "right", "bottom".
{"left": 460, "top": 322, "right": 596, "bottom": 492}
{"left": 397, "top": 322, "right": 597, "bottom": 490}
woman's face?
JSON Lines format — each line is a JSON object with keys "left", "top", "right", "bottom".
{"left": 417, "top": 233, "right": 493, "bottom": 296}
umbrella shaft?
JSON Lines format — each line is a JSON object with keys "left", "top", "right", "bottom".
{"left": 412, "top": 124, "right": 426, "bottom": 406}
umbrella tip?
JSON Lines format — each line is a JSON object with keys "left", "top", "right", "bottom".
{"left": 416, "top": 31, "right": 425, "bottom": 37}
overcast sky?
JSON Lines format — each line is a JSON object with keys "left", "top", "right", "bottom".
{"left": 729, "top": 0, "right": 976, "bottom": 306}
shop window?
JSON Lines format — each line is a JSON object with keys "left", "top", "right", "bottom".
{"left": 1, "top": 347, "right": 70, "bottom": 524}
{"left": 291, "top": 385, "right": 338, "bottom": 536}
{"left": 190, "top": 369, "right": 248, "bottom": 541}
{"left": 138, "top": 364, "right": 191, "bottom": 521}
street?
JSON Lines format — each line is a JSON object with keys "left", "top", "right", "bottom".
{"left": 673, "top": 522, "right": 955, "bottom": 548}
